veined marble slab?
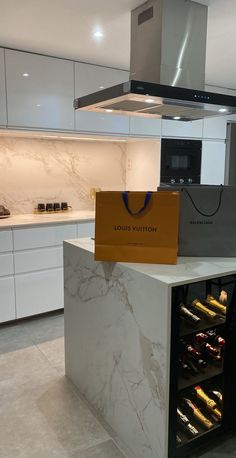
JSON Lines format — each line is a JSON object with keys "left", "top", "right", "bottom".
{"left": 0, "top": 210, "right": 95, "bottom": 230}
{"left": 64, "top": 238, "right": 236, "bottom": 458}
{"left": 64, "top": 240, "right": 170, "bottom": 458}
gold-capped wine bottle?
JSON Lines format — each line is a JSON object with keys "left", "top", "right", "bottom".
{"left": 192, "top": 299, "right": 217, "bottom": 320}
{"left": 206, "top": 295, "right": 227, "bottom": 315}
{"left": 179, "top": 303, "right": 201, "bottom": 325}
{"left": 193, "top": 386, "right": 222, "bottom": 421}
{"left": 184, "top": 398, "right": 213, "bottom": 430}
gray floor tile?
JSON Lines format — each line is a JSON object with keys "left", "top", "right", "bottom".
{"left": 0, "top": 344, "right": 59, "bottom": 410}
{"left": 0, "top": 394, "right": 68, "bottom": 458}
{"left": 22, "top": 313, "right": 64, "bottom": 344}
{"left": 36, "top": 377, "right": 110, "bottom": 455}
{"left": 70, "top": 440, "right": 126, "bottom": 458}
{"left": 0, "top": 322, "right": 33, "bottom": 355}
{"left": 37, "top": 336, "right": 65, "bottom": 374}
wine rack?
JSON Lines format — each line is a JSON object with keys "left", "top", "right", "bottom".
{"left": 168, "top": 274, "right": 236, "bottom": 458}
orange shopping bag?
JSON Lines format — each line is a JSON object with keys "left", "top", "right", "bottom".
{"left": 95, "top": 191, "right": 179, "bottom": 265}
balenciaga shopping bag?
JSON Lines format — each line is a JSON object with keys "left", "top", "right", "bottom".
{"left": 159, "top": 185, "right": 236, "bottom": 257}
{"left": 95, "top": 191, "right": 179, "bottom": 264}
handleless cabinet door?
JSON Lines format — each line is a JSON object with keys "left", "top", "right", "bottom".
{"left": 0, "top": 230, "right": 13, "bottom": 252}
{"left": 201, "top": 141, "right": 226, "bottom": 185}
{"left": 0, "top": 48, "right": 7, "bottom": 126}
{"left": 75, "top": 62, "right": 129, "bottom": 134}
{"left": 15, "top": 268, "right": 63, "bottom": 318}
{"left": 162, "top": 119, "right": 203, "bottom": 138}
{"left": 0, "top": 277, "right": 15, "bottom": 323}
{"left": 5, "top": 49, "right": 74, "bottom": 130}
{"left": 77, "top": 221, "right": 95, "bottom": 238}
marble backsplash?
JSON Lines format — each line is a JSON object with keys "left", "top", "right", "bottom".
{"left": 0, "top": 137, "right": 127, "bottom": 214}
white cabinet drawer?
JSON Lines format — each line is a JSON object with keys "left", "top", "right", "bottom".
{"left": 14, "top": 247, "right": 63, "bottom": 274}
{"left": 77, "top": 222, "right": 95, "bottom": 238}
{"left": 13, "top": 224, "right": 77, "bottom": 250}
{"left": 0, "top": 253, "right": 14, "bottom": 277}
{"left": 0, "top": 277, "right": 15, "bottom": 323}
{"left": 15, "top": 268, "right": 63, "bottom": 318}
{"left": 0, "top": 230, "right": 13, "bottom": 252}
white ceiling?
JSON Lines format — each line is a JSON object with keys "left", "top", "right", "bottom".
{"left": 0, "top": 0, "right": 236, "bottom": 88}
{"left": 0, "top": 0, "right": 142, "bottom": 70}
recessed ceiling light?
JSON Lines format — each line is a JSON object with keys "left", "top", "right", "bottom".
{"left": 99, "top": 86, "right": 105, "bottom": 89}
{"left": 22, "top": 73, "right": 29, "bottom": 77}
{"left": 145, "top": 98, "right": 155, "bottom": 103}
{"left": 218, "top": 108, "right": 227, "bottom": 113}
{"left": 105, "top": 109, "right": 113, "bottom": 113}
{"left": 93, "top": 31, "right": 104, "bottom": 39}
{"left": 36, "top": 104, "right": 41, "bottom": 107}
{"left": 173, "top": 116, "right": 181, "bottom": 120}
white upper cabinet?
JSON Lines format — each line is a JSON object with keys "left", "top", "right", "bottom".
{"left": 129, "top": 116, "right": 161, "bottom": 137}
{"left": 203, "top": 117, "right": 227, "bottom": 140}
{"left": 75, "top": 62, "right": 129, "bottom": 134}
{"left": 0, "top": 48, "right": 7, "bottom": 126}
{"left": 5, "top": 49, "right": 74, "bottom": 130}
{"left": 162, "top": 119, "right": 203, "bottom": 138}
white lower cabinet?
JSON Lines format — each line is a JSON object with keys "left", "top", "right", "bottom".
{"left": 14, "top": 247, "right": 63, "bottom": 274}
{"left": 0, "top": 220, "right": 95, "bottom": 322}
{"left": 15, "top": 268, "right": 63, "bottom": 318}
{"left": 0, "top": 277, "right": 15, "bottom": 322}
{"left": 77, "top": 221, "right": 95, "bottom": 238}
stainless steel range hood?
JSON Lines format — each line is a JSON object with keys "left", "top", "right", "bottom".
{"left": 74, "top": 0, "right": 236, "bottom": 121}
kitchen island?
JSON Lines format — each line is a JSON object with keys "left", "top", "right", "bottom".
{"left": 64, "top": 238, "right": 236, "bottom": 458}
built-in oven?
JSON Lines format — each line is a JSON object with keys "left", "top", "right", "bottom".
{"left": 160, "top": 138, "right": 202, "bottom": 185}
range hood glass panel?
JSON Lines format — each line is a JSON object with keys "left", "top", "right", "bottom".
{"left": 74, "top": 80, "right": 236, "bottom": 121}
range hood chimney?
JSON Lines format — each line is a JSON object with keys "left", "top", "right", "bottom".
{"left": 130, "top": 0, "right": 207, "bottom": 90}
{"left": 74, "top": 0, "right": 236, "bottom": 121}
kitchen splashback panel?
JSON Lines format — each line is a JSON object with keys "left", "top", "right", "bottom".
{"left": 0, "top": 137, "right": 127, "bottom": 214}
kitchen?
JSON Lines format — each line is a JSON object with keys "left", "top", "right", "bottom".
{"left": 1, "top": 0, "right": 236, "bottom": 457}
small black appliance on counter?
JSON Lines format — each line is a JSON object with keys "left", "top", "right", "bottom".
{"left": 160, "top": 139, "right": 202, "bottom": 186}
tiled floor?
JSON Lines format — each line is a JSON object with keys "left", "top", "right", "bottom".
{"left": 0, "top": 312, "right": 235, "bottom": 458}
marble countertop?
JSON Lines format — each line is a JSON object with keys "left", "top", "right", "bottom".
{"left": 0, "top": 210, "right": 95, "bottom": 229}
{"left": 66, "top": 237, "right": 236, "bottom": 287}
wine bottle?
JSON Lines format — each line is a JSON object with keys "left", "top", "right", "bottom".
{"left": 206, "top": 330, "right": 225, "bottom": 348}
{"left": 211, "top": 390, "right": 223, "bottom": 405}
{"left": 193, "top": 386, "right": 222, "bottom": 421}
{"left": 177, "top": 408, "right": 199, "bottom": 437}
{"left": 202, "top": 342, "right": 221, "bottom": 360}
{"left": 178, "top": 358, "right": 192, "bottom": 378}
{"left": 206, "top": 295, "right": 227, "bottom": 315}
{"left": 192, "top": 299, "right": 217, "bottom": 320}
{"left": 176, "top": 434, "right": 182, "bottom": 445}
{"left": 181, "top": 341, "right": 207, "bottom": 369}
{"left": 219, "top": 290, "right": 228, "bottom": 305}
{"left": 179, "top": 303, "right": 201, "bottom": 325}
{"left": 195, "top": 332, "right": 208, "bottom": 345}
{"left": 186, "top": 359, "right": 199, "bottom": 375}
{"left": 183, "top": 398, "right": 213, "bottom": 430}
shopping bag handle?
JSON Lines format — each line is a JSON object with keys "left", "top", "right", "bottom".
{"left": 182, "top": 185, "right": 224, "bottom": 217}
{"left": 122, "top": 191, "right": 152, "bottom": 216}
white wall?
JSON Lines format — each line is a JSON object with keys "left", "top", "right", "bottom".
{"left": 126, "top": 140, "right": 161, "bottom": 191}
